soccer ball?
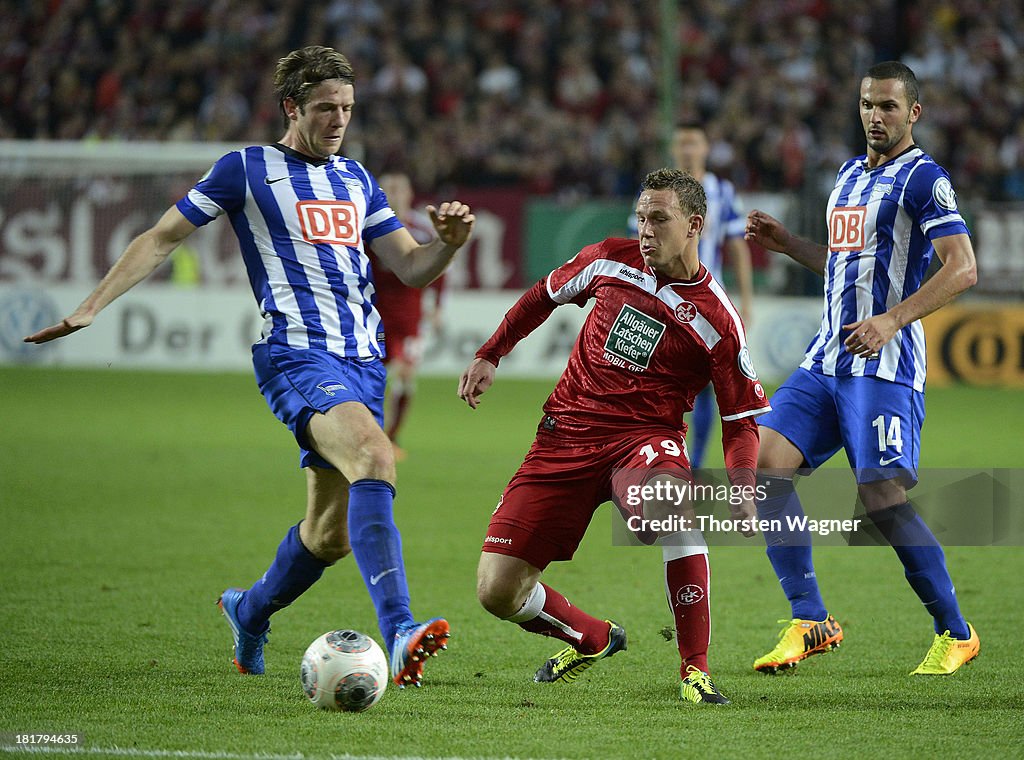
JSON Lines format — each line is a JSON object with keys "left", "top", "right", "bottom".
{"left": 300, "top": 630, "right": 389, "bottom": 712}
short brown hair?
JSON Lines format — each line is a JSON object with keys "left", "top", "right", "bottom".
{"left": 641, "top": 168, "right": 707, "bottom": 218}
{"left": 274, "top": 46, "right": 355, "bottom": 117}
{"left": 865, "top": 60, "right": 919, "bottom": 107}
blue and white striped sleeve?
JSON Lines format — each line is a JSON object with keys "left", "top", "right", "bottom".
{"left": 176, "top": 151, "right": 245, "bottom": 227}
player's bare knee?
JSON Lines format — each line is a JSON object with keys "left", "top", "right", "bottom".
{"left": 343, "top": 439, "right": 395, "bottom": 483}
{"left": 757, "top": 427, "right": 803, "bottom": 473}
{"left": 476, "top": 573, "right": 520, "bottom": 619}
{"left": 364, "top": 445, "right": 396, "bottom": 481}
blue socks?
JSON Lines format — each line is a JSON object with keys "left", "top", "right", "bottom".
{"left": 238, "top": 522, "right": 328, "bottom": 634}
{"left": 235, "top": 480, "right": 415, "bottom": 643}
{"left": 868, "top": 503, "right": 969, "bottom": 639}
{"left": 756, "top": 477, "right": 968, "bottom": 639}
{"left": 756, "top": 476, "right": 828, "bottom": 621}
{"left": 689, "top": 385, "right": 715, "bottom": 469}
{"left": 347, "top": 479, "right": 414, "bottom": 643}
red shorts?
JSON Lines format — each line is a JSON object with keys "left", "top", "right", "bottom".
{"left": 482, "top": 419, "right": 691, "bottom": 569}
{"left": 383, "top": 332, "right": 423, "bottom": 366}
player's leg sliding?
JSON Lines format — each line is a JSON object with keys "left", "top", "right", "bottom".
{"left": 753, "top": 476, "right": 843, "bottom": 674}
{"left": 661, "top": 537, "right": 729, "bottom": 704}
{"left": 347, "top": 478, "right": 449, "bottom": 688}
{"left": 218, "top": 522, "right": 329, "bottom": 675}
{"left": 866, "top": 502, "right": 979, "bottom": 675}
{"left": 498, "top": 582, "right": 626, "bottom": 683}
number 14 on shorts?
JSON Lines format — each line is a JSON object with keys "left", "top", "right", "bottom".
{"left": 871, "top": 414, "right": 903, "bottom": 453}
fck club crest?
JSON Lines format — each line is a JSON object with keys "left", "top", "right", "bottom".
{"left": 675, "top": 584, "right": 705, "bottom": 606}
{"left": 674, "top": 301, "right": 696, "bottom": 323}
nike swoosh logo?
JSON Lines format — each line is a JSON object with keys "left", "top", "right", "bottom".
{"left": 879, "top": 455, "right": 901, "bottom": 466}
{"left": 370, "top": 568, "right": 398, "bottom": 585}
{"left": 264, "top": 176, "right": 289, "bottom": 185}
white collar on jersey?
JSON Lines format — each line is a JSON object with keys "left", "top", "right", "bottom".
{"left": 648, "top": 262, "right": 710, "bottom": 288}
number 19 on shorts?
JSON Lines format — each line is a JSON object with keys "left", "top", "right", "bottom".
{"left": 638, "top": 438, "right": 688, "bottom": 466}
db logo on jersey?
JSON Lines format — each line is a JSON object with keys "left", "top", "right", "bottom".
{"left": 297, "top": 201, "right": 360, "bottom": 245}
{"left": 828, "top": 206, "right": 866, "bottom": 251}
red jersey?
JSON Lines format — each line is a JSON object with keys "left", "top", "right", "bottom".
{"left": 371, "top": 208, "right": 440, "bottom": 336}
{"left": 478, "top": 237, "right": 771, "bottom": 436}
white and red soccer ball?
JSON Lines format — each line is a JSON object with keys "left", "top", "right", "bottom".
{"left": 300, "top": 630, "right": 388, "bottom": 712}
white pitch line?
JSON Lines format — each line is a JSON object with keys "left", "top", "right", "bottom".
{"left": 0, "top": 746, "right": 547, "bottom": 760}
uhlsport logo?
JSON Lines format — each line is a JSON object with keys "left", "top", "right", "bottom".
{"left": 0, "top": 290, "right": 60, "bottom": 361}
{"left": 604, "top": 304, "right": 666, "bottom": 370}
{"left": 675, "top": 584, "right": 705, "bottom": 606}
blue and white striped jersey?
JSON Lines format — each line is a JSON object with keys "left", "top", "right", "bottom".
{"left": 176, "top": 144, "right": 403, "bottom": 358}
{"left": 627, "top": 172, "right": 746, "bottom": 280}
{"left": 801, "top": 146, "right": 969, "bottom": 391}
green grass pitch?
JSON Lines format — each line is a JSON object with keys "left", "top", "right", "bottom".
{"left": 1, "top": 366, "right": 1022, "bottom": 759}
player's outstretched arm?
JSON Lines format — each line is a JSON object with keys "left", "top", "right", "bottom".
{"left": 843, "top": 232, "right": 977, "bottom": 358}
{"left": 458, "top": 358, "right": 496, "bottom": 410}
{"left": 744, "top": 209, "right": 827, "bottom": 276}
{"left": 457, "top": 280, "right": 559, "bottom": 409}
{"left": 372, "top": 201, "right": 475, "bottom": 288}
{"left": 24, "top": 206, "right": 197, "bottom": 344}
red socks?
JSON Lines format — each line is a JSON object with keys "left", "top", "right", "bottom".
{"left": 665, "top": 553, "right": 711, "bottom": 675}
{"left": 507, "top": 582, "right": 610, "bottom": 654}
{"left": 506, "top": 553, "right": 711, "bottom": 675}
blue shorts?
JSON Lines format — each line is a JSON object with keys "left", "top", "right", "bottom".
{"left": 252, "top": 344, "right": 386, "bottom": 469}
{"left": 758, "top": 367, "right": 925, "bottom": 485}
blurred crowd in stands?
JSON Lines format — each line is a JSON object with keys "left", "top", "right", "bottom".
{"left": 3, "top": 0, "right": 1022, "bottom": 201}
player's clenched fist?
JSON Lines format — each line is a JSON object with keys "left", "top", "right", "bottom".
{"left": 457, "top": 357, "right": 495, "bottom": 410}
{"left": 428, "top": 201, "right": 475, "bottom": 248}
